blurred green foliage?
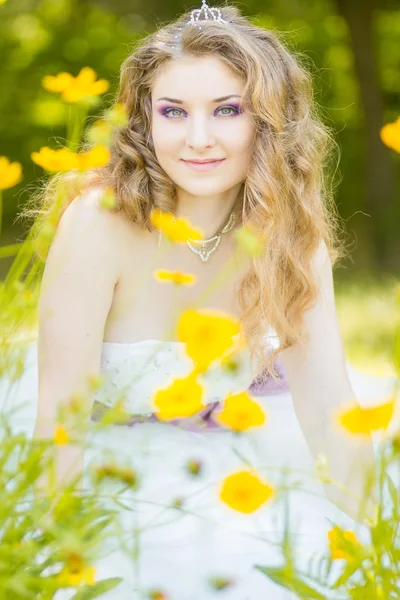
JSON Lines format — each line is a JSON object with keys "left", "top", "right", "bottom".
{"left": 335, "top": 273, "right": 399, "bottom": 376}
{"left": 0, "top": 0, "right": 399, "bottom": 272}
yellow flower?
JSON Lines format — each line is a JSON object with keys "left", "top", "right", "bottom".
{"left": 31, "top": 145, "right": 110, "bottom": 172}
{"left": 215, "top": 391, "right": 266, "bottom": 431}
{"left": 380, "top": 117, "right": 400, "bottom": 153}
{"left": 335, "top": 397, "right": 395, "bottom": 436}
{"left": 42, "top": 67, "right": 109, "bottom": 103}
{"left": 327, "top": 526, "right": 360, "bottom": 561}
{"left": 151, "top": 372, "right": 205, "bottom": 420}
{"left": 150, "top": 208, "right": 204, "bottom": 243}
{"left": 0, "top": 156, "right": 23, "bottom": 190}
{"left": 31, "top": 147, "right": 79, "bottom": 172}
{"left": 77, "top": 145, "right": 111, "bottom": 170}
{"left": 177, "top": 308, "right": 241, "bottom": 371}
{"left": 42, "top": 72, "right": 74, "bottom": 93}
{"left": 220, "top": 470, "right": 275, "bottom": 513}
{"left": 54, "top": 424, "right": 69, "bottom": 445}
{"left": 57, "top": 552, "right": 96, "bottom": 586}
{"left": 154, "top": 269, "right": 196, "bottom": 286}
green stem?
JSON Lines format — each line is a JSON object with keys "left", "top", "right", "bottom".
{"left": 0, "top": 242, "right": 29, "bottom": 260}
{"left": 0, "top": 190, "right": 3, "bottom": 240}
{"left": 3, "top": 227, "right": 36, "bottom": 286}
{"left": 67, "top": 103, "right": 88, "bottom": 152}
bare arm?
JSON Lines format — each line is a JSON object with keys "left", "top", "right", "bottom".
{"left": 280, "top": 240, "right": 376, "bottom": 521}
{"left": 34, "top": 188, "right": 122, "bottom": 490}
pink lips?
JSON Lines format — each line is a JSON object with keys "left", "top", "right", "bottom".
{"left": 182, "top": 159, "right": 225, "bottom": 172}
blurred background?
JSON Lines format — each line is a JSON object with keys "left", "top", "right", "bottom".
{"left": 0, "top": 0, "right": 399, "bottom": 374}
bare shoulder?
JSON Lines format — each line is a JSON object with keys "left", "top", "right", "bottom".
{"left": 60, "top": 187, "right": 129, "bottom": 236}
{"left": 55, "top": 186, "right": 139, "bottom": 263}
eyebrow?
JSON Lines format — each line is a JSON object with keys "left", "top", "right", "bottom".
{"left": 156, "top": 94, "right": 242, "bottom": 104}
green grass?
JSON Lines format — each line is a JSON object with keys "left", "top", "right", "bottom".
{"left": 335, "top": 272, "right": 400, "bottom": 377}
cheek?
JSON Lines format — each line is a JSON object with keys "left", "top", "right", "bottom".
{"left": 225, "top": 120, "right": 255, "bottom": 149}
{"left": 151, "top": 119, "right": 177, "bottom": 151}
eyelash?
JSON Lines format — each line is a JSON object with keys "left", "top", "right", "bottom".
{"left": 161, "top": 105, "right": 241, "bottom": 119}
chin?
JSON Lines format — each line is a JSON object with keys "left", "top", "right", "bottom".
{"left": 176, "top": 174, "right": 232, "bottom": 188}
{"left": 178, "top": 182, "right": 230, "bottom": 196}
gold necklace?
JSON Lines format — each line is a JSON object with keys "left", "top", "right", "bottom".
{"left": 174, "top": 209, "right": 237, "bottom": 262}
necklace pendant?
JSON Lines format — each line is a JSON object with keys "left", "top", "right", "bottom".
{"left": 169, "top": 208, "right": 237, "bottom": 262}
{"left": 187, "top": 236, "right": 221, "bottom": 262}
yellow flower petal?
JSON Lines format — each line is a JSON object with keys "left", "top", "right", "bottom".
{"left": 54, "top": 424, "right": 69, "bottom": 445}
{"left": 154, "top": 269, "right": 196, "bottom": 285}
{"left": 77, "top": 145, "right": 111, "bottom": 170}
{"left": 76, "top": 67, "right": 97, "bottom": 85}
{"left": 380, "top": 117, "right": 400, "bottom": 153}
{"left": 151, "top": 373, "right": 205, "bottom": 420}
{"left": 177, "top": 308, "right": 242, "bottom": 370}
{"left": 57, "top": 555, "right": 96, "bottom": 586}
{"left": 31, "top": 145, "right": 110, "bottom": 172}
{"left": 335, "top": 397, "right": 395, "bottom": 435}
{"left": 43, "top": 67, "right": 109, "bottom": 104}
{"left": 0, "top": 157, "right": 23, "bottom": 190}
{"left": 62, "top": 87, "right": 87, "bottom": 103}
{"left": 215, "top": 391, "right": 266, "bottom": 431}
{"left": 42, "top": 72, "right": 74, "bottom": 93}
{"left": 31, "top": 146, "right": 79, "bottom": 172}
{"left": 327, "top": 526, "right": 360, "bottom": 561}
{"left": 220, "top": 470, "right": 275, "bottom": 513}
{"left": 150, "top": 209, "right": 204, "bottom": 243}
{"left": 89, "top": 79, "right": 110, "bottom": 96}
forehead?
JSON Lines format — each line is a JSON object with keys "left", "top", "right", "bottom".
{"left": 152, "top": 56, "right": 244, "bottom": 100}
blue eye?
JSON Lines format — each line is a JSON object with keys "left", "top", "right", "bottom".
{"left": 163, "top": 107, "right": 185, "bottom": 118}
{"left": 218, "top": 106, "right": 240, "bottom": 116}
{"left": 162, "top": 105, "right": 240, "bottom": 118}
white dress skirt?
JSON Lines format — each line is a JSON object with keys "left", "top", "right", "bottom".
{"left": 0, "top": 335, "right": 397, "bottom": 599}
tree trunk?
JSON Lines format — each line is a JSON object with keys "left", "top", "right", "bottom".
{"left": 336, "top": 0, "right": 397, "bottom": 269}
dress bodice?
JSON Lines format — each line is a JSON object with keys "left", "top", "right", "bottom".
{"left": 94, "top": 338, "right": 259, "bottom": 415}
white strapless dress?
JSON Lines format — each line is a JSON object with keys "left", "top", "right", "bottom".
{"left": 0, "top": 335, "right": 398, "bottom": 599}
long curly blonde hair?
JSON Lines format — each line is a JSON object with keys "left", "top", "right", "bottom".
{"left": 23, "top": 4, "right": 347, "bottom": 383}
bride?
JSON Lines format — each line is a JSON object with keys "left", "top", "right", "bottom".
{"left": 3, "top": 2, "right": 398, "bottom": 598}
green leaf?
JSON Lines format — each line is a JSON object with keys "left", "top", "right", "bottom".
{"left": 393, "top": 324, "right": 400, "bottom": 377}
{"left": 255, "top": 565, "right": 329, "bottom": 599}
{"left": 70, "top": 577, "right": 123, "bottom": 600}
{"left": 386, "top": 473, "right": 399, "bottom": 522}
{"left": 331, "top": 558, "right": 362, "bottom": 588}
{"left": 81, "top": 515, "right": 114, "bottom": 543}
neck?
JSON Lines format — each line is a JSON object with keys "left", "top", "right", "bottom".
{"left": 174, "top": 183, "right": 243, "bottom": 239}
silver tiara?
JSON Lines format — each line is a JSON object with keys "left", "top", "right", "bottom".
{"left": 188, "top": 0, "right": 228, "bottom": 25}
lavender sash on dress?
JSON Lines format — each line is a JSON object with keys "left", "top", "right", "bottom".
{"left": 90, "top": 352, "right": 289, "bottom": 433}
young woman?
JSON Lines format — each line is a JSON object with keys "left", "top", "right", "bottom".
{"left": 4, "top": 2, "right": 398, "bottom": 598}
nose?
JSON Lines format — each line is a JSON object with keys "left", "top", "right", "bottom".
{"left": 186, "top": 115, "right": 215, "bottom": 150}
